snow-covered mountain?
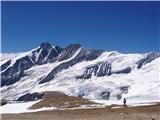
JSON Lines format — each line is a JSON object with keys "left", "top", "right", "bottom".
{"left": 1, "top": 42, "right": 160, "bottom": 103}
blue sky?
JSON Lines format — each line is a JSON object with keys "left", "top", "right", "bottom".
{"left": 1, "top": 1, "right": 159, "bottom": 53}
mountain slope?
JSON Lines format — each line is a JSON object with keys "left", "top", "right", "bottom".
{"left": 0, "top": 42, "right": 160, "bottom": 104}
{"left": 1, "top": 42, "right": 63, "bottom": 86}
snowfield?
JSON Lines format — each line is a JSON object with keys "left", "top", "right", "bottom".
{"left": 0, "top": 101, "right": 56, "bottom": 114}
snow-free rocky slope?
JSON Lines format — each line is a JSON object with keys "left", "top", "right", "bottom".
{"left": 1, "top": 42, "right": 160, "bottom": 103}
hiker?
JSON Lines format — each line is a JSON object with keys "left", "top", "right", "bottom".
{"left": 123, "top": 98, "right": 127, "bottom": 107}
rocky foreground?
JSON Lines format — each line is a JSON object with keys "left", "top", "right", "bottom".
{"left": 1, "top": 103, "right": 160, "bottom": 120}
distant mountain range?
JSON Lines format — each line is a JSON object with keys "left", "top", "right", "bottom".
{"left": 1, "top": 42, "right": 160, "bottom": 103}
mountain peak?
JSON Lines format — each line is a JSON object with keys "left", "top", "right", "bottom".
{"left": 40, "top": 42, "right": 52, "bottom": 49}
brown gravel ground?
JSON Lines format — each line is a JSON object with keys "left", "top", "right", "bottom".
{"left": 1, "top": 103, "right": 160, "bottom": 120}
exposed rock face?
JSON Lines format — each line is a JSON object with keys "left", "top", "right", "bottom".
{"left": 76, "top": 48, "right": 104, "bottom": 61}
{"left": 77, "top": 62, "right": 111, "bottom": 79}
{"left": 31, "top": 42, "right": 63, "bottom": 64}
{"left": 58, "top": 44, "right": 82, "bottom": 61}
{"left": 136, "top": 52, "right": 160, "bottom": 69}
{"left": 77, "top": 63, "right": 132, "bottom": 80}
{"left": 1, "top": 60, "right": 11, "bottom": 71}
{"left": 1, "top": 56, "right": 34, "bottom": 86}
{"left": 1, "top": 42, "right": 63, "bottom": 87}
{"left": 101, "top": 91, "right": 110, "bottom": 100}
{"left": 39, "top": 45, "right": 103, "bottom": 84}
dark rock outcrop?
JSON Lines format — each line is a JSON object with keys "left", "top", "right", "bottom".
{"left": 77, "top": 64, "right": 132, "bottom": 80}
{"left": 77, "top": 62, "right": 111, "bottom": 79}
{"left": 101, "top": 91, "right": 110, "bottom": 100}
{"left": 1, "top": 56, "right": 34, "bottom": 86}
{"left": 1, "top": 60, "right": 11, "bottom": 71}
{"left": 75, "top": 48, "right": 103, "bottom": 61}
{"left": 136, "top": 52, "right": 160, "bottom": 69}
{"left": 31, "top": 42, "right": 63, "bottom": 64}
{"left": 58, "top": 44, "right": 82, "bottom": 61}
